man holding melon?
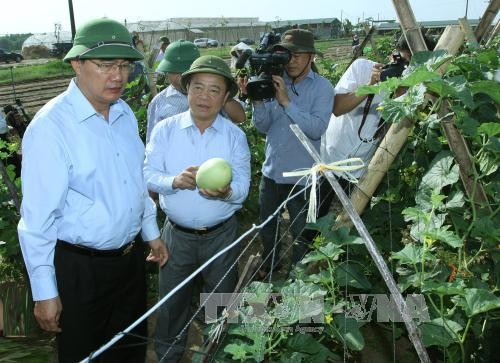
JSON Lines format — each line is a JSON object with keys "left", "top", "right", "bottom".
{"left": 144, "top": 55, "right": 251, "bottom": 362}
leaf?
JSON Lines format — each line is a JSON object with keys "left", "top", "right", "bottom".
{"left": 277, "top": 280, "right": 327, "bottom": 326}
{"left": 322, "top": 227, "right": 365, "bottom": 246}
{"left": 420, "top": 319, "right": 461, "bottom": 347}
{"left": 453, "top": 106, "right": 480, "bottom": 137}
{"left": 400, "top": 66, "right": 440, "bottom": 87}
{"left": 304, "top": 212, "right": 336, "bottom": 236}
{"left": 422, "top": 280, "right": 466, "bottom": 296}
{"left": 301, "top": 242, "right": 344, "bottom": 264}
{"left": 379, "top": 84, "right": 427, "bottom": 124}
{"left": 224, "top": 343, "right": 252, "bottom": 361}
{"left": 335, "top": 264, "right": 372, "bottom": 289}
{"left": 470, "top": 80, "right": 500, "bottom": 104}
{"left": 285, "top": 334, "right": 339, "bottom": 360}
{"left": 243, "top": 281, "right": 273, "bottom": 305}
{"left": 426, "top": 76, "right": 474, "bottom": 108}
{"left": 420, "top": 151, "right": 459, "bottom": 191}
{"left": 391, "top": 244, "right": 422, "bottom": 265}
{"left": 477, "top": 148, "right": 498, "bottom": 176}
{"left": 421, "top": 227, "right": 463, "bottom": 248}
{"left": 460, "top": 288, "right": 500, "bottom": 317}
{"left": 471, "top": 216, "right": 500, "bottom": 246}
{"left": 306, "top": 269, "right": 333, "bottom": 285}
{"left": 444, "top": 191, "right": 464, "bottom": 209}
{"left": 401, "top": 207, "right": 430, "bottom": 221}
{"left": 478, "top": 122, "right": 500, "bottom": 137}
{"left": 409, "top": 50, "right": 452, "bottom": 71}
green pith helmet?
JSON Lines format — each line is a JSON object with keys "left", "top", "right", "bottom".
{"left": 156, "top": 40, "right": 200, "bottom": 74}
{"left": 63, "top": 18, "right": 143, "bottom": 62}
{"left": 180, "top": 55, "right": 238, "bottom": 98}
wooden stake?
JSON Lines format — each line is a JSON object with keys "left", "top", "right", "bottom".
{"left": 474, "top": 0, "right": 500, "bottom": 42}
{"left": 459, "top": 17, "right": 479, "bottom": 48}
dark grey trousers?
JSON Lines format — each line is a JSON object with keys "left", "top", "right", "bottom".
{"left": 155, "top": 215, "right": 239, "bottom": 363}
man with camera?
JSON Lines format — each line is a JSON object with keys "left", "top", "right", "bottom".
{"left": 320, "top": 35, "right": 435, "bottom": 209}
{"left": 241, "top": 29, "right": 334, "bottom": 277}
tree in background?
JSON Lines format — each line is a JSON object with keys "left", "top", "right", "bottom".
{"left": 343, "top": 19, "right": 353, "bottom": 36}
{"left": 0, "top": 34, "right": 32, "bottom": 51}
{"left": 330, "top": 18, "right": 342, "bottom": 38}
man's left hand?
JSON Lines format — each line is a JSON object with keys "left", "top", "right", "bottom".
{"left": 199, "top": 185, "right": 231, "bottom": 200}
{"left": 146, "top": 238, "right": 168, "bottom": 267}
{"left": 272, "top": 75, "right": 289, "bottom": 107}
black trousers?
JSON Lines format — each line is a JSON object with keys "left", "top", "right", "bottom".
{"left": 54, "top": 241, "right": 147, "bottom": 363}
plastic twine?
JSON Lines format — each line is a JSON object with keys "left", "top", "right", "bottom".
{"left": 283, "top": 158, "right": 365, "bottom": 223}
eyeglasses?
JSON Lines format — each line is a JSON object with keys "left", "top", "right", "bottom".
{"left": 87, "top": 60, "right": 134, "bottom": 74}
{"left": 188, "top": 83, "right": 224, "bottom": 98}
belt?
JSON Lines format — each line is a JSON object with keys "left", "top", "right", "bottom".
{"left": 57, "top": 239, "right": 135, "bottom": 257}
{"left": 170, "top": 217, "right": 231, "bottom": 235}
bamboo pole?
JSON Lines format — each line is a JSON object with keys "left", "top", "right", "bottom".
{"left": 474, "top": 0, "right": 500, "bottom": 42}
{"left": 438, "top": 102, "right": 491, "bottom": 209}
{"left": 459, "top": 17, "right": 479, "bottom": 48}
{"left": 336, "top": 25, "right": 465, "bottom": 226}
{"left": 485, "top": 20, "right": 500, "bottom": 47}
{"left": 391, "top": 0, "right": 427, "bottom": 53}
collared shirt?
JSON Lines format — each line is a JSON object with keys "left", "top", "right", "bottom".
{"left": 146, "top": 85, "right": 188, "bottom": 142}
{"left": 18, "top": 79, "right": 160, "bottom": 301}
{"left": 144, "top": 111, "right": 251, "bottom": 229}
{"left": 252, "top": 70, "right": 334, "bottom": 185}
{"left": 321, "top": 59, "right": 382, "bottom": 178}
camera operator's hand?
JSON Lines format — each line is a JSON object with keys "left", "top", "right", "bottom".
{"left": 272, "top": 75, "right": 289, "bottom": 107}
{"left": 237, "top": 75, "right": 248, "bottom": 96}
{"left": 370, "top": 63, "right": 384, "bottom": 85}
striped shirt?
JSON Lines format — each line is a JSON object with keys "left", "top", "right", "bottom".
{"left": 146, "top": 85, "right": 188, "bottom": 142}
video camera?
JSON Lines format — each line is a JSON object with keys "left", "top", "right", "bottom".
{"left": 236, "top": 32, "right": 290, "bottom": 100}
{"left": 380, "top": 52, "right": 409, "bottom": 81}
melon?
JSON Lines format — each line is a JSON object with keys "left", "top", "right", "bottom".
{"left": 196, "top": 158, "right": 232, "bottom": 190}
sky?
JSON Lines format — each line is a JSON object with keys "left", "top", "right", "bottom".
{"left": 0, "top": 0, "right": 492, "bottom": 35}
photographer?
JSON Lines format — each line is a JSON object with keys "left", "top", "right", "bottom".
{"left": 320, "top": 35, "right": 435, "bottom": 212}
{"left": 241, "top": 29, "right": 334, "bottom": 277}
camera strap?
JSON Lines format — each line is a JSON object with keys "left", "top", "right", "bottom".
{"left": 357, "top": 94, "right": 387, "bottom": 143}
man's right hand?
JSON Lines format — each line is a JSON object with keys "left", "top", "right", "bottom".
{"left": 172, "top": 166, "right": 198, "bottom": 190}
{"left": 370, "top": 63, "right": 383, "bottom": 85}
{"left": 34, "top": 296, "right": 62, "bottom": 332}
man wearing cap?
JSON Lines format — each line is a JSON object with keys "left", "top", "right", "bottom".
{"left": 17, "top": 18, "right": 168, "bottom": 362}
{"left": 144, "top": 55, "right": 250, "bottom": 362}
{"left": 146, "top": 40, "right": 245, "bottom": 143}
{"left": 243, "top": 28, "right": 334, "bottom": 277}
{"left": 155, "top": 36, "right": 171, "bottom": 62}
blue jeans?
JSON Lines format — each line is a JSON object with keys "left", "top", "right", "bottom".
{"left": 258, "top": 176, "right": 312, "bottom": 272}
{"left": 258, "top": 176, "right": 337, "bottom": 272}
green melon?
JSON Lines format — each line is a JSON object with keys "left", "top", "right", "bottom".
{"left": 196, "top": 157, "right": 232, "bottom": 190}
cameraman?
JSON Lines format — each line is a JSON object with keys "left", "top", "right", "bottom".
{"left": 242, "top": 29, "right": 334, "bottom": 277}
{"left": 320, "top": 35, "right": 435, "bottom": 211}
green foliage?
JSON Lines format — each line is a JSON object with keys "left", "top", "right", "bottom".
{"left": 0, "top": 34, "right": 32, "bottom": 52}
{"left": 0, "top": 141, "right": 23, "bottom": 282}
{"left": 0, "top": 59, "right": 74, "bottom": 85}
{"left": 216, "top": 41, "right": 499, "bottom": 362}
{"left": 0, "top": 337, "right": 53, "bottom": 362}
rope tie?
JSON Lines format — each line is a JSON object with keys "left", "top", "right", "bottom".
{"left": 283, "top": 158, "right": 365, "bottom": 223}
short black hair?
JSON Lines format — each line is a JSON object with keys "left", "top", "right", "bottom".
{"left": 396, "top": 34, "right": 436, "bottom": 52}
